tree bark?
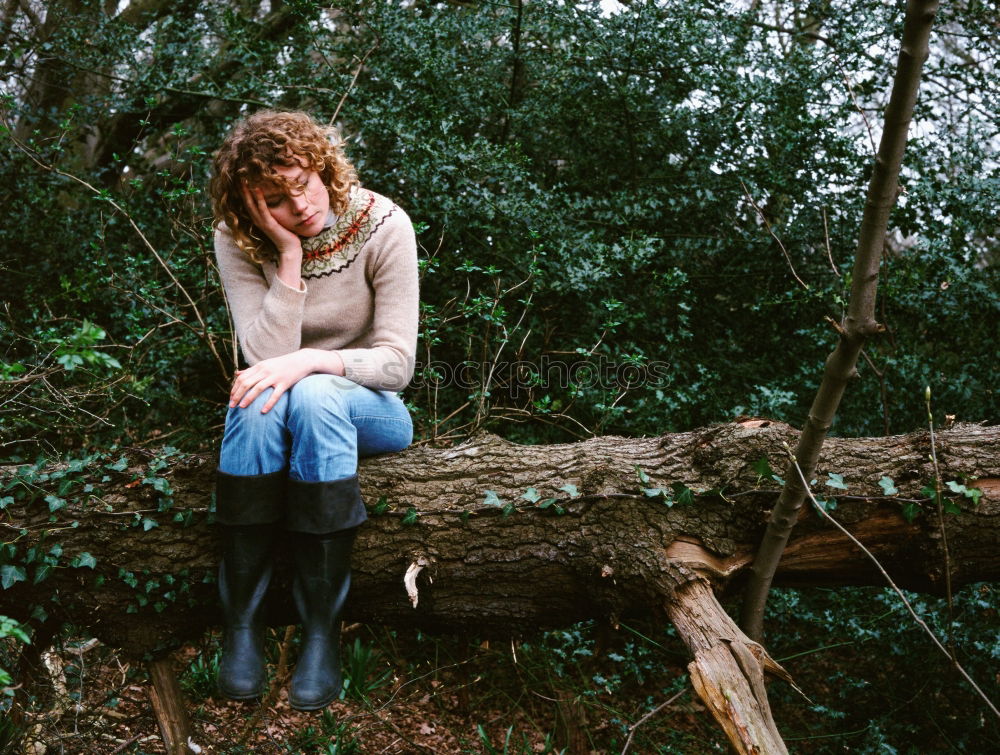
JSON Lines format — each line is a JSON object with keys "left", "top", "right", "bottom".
{"left": 1, "top": 420, "right": 996, "bottom": 751}
{"left": 2, "top": 420, "right": 996, "bottom": 652}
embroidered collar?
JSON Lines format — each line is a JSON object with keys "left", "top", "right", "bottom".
{"left": 298, "top": 189, "right": 384, "bottom": 279}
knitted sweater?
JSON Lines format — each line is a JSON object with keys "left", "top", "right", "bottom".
{"left": 214, "top": 187, "right": 419, "bottom": 392}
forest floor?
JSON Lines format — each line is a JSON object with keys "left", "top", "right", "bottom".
{"left": 6, "top": 583, "right": 997, "bottom": 754}
{"left": 8, "top": 620, "right": 728, "bottom": 755}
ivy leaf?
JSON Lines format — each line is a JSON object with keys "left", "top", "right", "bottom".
{"left": 483, "top": 490, "right": 504, "bottom": 507}
{"left": 825, "top": 473, "right": 848, "bottom": 491}
{"left": 943, "top": 499, "right": 963, "bottom": 515}
{"left": 521, "top": 487, "right": 541, "bottom": 503}
{"left": 901, "top": 502, "right": 920, "bottom": 523}
{"left": 106, "top": 456, "right": 129, "bottom": 472}
{"left": 671, "top": 482, "right": 696, "bottom": 506}
{"left": 502, "top": 502, "right": 516, "bottom": 518}
{"left": 45, "top": 495, "right": 66, "bottom": 512}
{"left": 141, "top": 517, "right": 158, "bottom": 531}
{"left": 144, "top": 476, "right": 171, "bottom": 494}
{"left": 634, "top": 466, "right": 650, "bottom": 485}
{"left": 72, "top": 552, "right": 97, "bottom": 569}
{"left": 946, "top": 480, "right": 982, "bottom": 506}
{"left": 401, "top": 508, "right": 419, "bottom": 526}
{"left": 878, "top": 476, "right": 898, "bottom": 496}
{"left": 558, "top": 483, "right": 580, "bottom": 498}
{"left": 752, "top": 457, "right": 775, "bottom": 479}
{"left": 33, "top": 564, "right": 52, "bottom": 584}
{"left": 537, "top": 498, "right": 556, "bottom": 510}
{"left": 0, "top": 565, "right": 27, "bottom": 590}
{"left": 0, "top": 496, "right": 12, "bottom": 510}
{"left": 814, "top": 497, "right": 837, "bottom": 512}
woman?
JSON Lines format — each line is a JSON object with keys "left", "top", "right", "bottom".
{"left": 208, "top": 111, "right": 418, "bottom": 710}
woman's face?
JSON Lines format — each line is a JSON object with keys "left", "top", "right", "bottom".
{"left": 256, "top": 160, "right": 330, "bottom": 238}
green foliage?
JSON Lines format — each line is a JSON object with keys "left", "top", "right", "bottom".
{"left": 286, "top": 711, "right": 362, "bottom": 754}
{"left": 340, "top": 637, "right": 393, "bottom": 704}
{"left": 179, "top": 641, "right": 222, "bottom": 703}
{"left": 764, "top": 583, "right": 999, "bottom": 752}
{"left": 0, "top": 616, "right": 30, "bottom": 696}
{"left": 1, "top": 0, "right": 996, "bottom": 454}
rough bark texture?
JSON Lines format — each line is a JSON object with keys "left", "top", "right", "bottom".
{"left": 2, "top": 420, "right": 996, "bottom": 658}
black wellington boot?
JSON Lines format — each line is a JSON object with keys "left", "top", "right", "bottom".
{"left": 215, "top": 469, "right": 285, "bottom": 701}
{"left": 285, "top": 475, "right": 366, "bottom": 711}
{"left": 287, "top": 528, "right": 356, "bottom": 710}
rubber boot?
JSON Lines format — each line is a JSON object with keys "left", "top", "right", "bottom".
{"left": 215, "top": 469, "right": 284, "bottom": 700}
{"left": 285, "top": 475, "right": 365, "bottom": 711}
{"left": 288, "top": 528, "right": 356, "bottom": 710}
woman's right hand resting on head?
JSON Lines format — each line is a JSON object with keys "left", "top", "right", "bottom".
{"left": 240, "top": 182, "right": 303, "bottom": 290}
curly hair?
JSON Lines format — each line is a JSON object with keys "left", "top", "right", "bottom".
{"left": 210, "top": 111, "right": 358, "bottom": 264}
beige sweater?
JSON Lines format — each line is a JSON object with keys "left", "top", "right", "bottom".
{"left": 215, "top": 187, "right": 418, "bottom": 391}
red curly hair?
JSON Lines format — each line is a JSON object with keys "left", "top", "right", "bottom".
{"left": 210, "top": 111, "right": 358, "bottom": 264}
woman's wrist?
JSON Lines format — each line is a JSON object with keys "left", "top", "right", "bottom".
{"left": 304, "top": 348, "right": 345, "bottom": 377}
{"left": 275, "top": 244, "right": 304, "bottom": 290}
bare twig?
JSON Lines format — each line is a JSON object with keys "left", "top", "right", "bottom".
{"left": 620, "top": 688, "right": 686, "bottom": 755}
{"left": 330, "top": 42, "right": 380, "bottom": 125}
{"left": 924, "top": 386, "right": 955, "bottom": 659}
{"left": 740, "top": 180, "right": 809, "bottom": 290}
{"left": 822, "top": 207, "right": 839, "bottom": 277}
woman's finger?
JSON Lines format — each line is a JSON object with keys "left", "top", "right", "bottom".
{"left": 230, "top": 368, "right": 262, "bottom": 407}
{"left": 235, "top": 377, "right": 276, "bottom": 410}
{"left": 259, "top": 383, "right": 288, "bottom": 414}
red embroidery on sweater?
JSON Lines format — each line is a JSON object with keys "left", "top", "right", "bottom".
{"left": 302, "top": 192, "right": 376, "bottom": 263}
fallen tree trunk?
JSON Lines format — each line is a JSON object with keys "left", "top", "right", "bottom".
{"left": 2, "top": 420, "right": 997, "bottom": 752}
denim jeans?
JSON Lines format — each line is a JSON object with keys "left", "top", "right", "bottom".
{"left": 218, "top": 373, "right": 413, "bottom": 482}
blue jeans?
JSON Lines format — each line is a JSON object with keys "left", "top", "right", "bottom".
{"left": 219, "top": 374, "right": 413, "bottom": 482}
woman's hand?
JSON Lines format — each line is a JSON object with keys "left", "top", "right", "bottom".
{"left": 240, "top": 183, "right": 302, "bottom": 255}
{"left": 229, "top": 350, "right": 318, "bottom": 413}
{"left": 229, "top": 349, "right": 347, "bottom": 413}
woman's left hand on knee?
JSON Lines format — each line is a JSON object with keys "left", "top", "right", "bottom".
{"left": 230, "top": 351, "right": 321, "bottom": 413}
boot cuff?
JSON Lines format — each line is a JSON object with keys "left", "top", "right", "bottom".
{"left": 286, "top": 475, "right": 367, "bottom": 534}
{"left": 215, "top": 469, "right": 285, "bottom": 525}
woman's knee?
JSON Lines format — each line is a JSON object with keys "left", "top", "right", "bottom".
{"left": 224, "top": 388, "right": 288, "bottom": 434}
{"left": 286, "top": 374, "right": 355, "bottom": 422}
